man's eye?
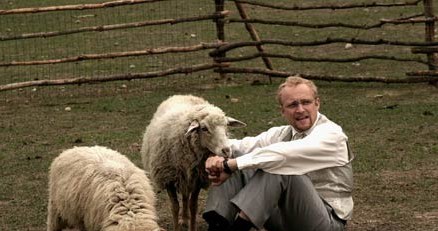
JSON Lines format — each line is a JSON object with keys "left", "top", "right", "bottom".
{"left": 201, "top": 127, "right": 209, "bottom": 132}
{"left": 289, "top": 101, "right": 299, "bottom": 108}
{"left": 302, "top": 100, "right": 312, "bottom": 105}
{"left": 287, "top": 99, "right": 313, "bottom": 108}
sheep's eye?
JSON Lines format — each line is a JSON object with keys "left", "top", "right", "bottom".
{"left": 200, "top": 127, "right": 209, "bottom": 132}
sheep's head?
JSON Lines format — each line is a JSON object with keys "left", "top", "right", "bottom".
{"left": 185, "top": 105, "right": 245, "bottom": 158}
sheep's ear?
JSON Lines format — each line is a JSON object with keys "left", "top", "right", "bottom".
{"left": 227, "top": 117, "right": 246, "bottom": 127}
{"left": 185, "top": 120, "right": 200, "bottom": 136}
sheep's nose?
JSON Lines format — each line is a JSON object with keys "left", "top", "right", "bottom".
{"left": 221, "top": 147, "right": 231, "bottom": 157}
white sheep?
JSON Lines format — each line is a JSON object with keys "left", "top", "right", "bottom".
{"left": 141, "top": 95, "right": 245, "bottom": 231}
{"left": 47, "top": 146, "right": 161, "bottom": 231}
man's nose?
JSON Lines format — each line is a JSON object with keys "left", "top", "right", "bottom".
{"left": 295, "top": 103, "right": 305, "bottom": 111}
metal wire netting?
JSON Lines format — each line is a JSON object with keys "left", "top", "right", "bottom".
{"left": 0, "top": 0, "right": 219, "bottom": 97}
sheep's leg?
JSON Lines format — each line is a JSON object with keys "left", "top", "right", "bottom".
{"left": 46, "top": 200, "right": 63, "bottom": 231}
{"left": 180, "top": 193, "right": 190, "bottom": 230}
{"left": 189, "top": 184, "right": 202, "bottom": 231}
{"left": 166, "top": 186, "right": 181, "bottom": 231}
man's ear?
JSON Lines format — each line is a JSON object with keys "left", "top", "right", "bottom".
{"left": 314, "top": 97, "right": 321, "bottom": 108}
{"left": 279, "top": 104, "right": 285, "bottom": 117}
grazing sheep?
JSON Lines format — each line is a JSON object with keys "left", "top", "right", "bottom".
{"left": 141, "top": 95, "right": 245, "bottom": 231}
{"left": 47, "top": 146, "right": 161, "bottom": 231}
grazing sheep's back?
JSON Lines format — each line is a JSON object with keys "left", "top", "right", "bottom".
{"left": 47, "top": 146, "right": 160, "bottom": 231}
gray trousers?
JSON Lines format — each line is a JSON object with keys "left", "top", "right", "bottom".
{"left": 203, "top": 168, "right": 345, "bottom": 231}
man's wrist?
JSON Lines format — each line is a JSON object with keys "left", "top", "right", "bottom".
{"left": 223, "top": 158, "right": 233, "bottom": 174}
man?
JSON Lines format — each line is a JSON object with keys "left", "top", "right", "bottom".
{"left": 203, "top": 76, "right": 354, "bottom": 231}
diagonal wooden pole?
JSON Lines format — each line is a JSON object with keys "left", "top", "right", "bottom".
{"left": 235, "top": 1, "right": 274, "bottom": 83}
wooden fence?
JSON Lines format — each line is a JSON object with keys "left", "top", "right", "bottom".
{"left": 0, "top": 0, "right": 223, "bottom": 91}
{"left": 0, "top": 0, "right": 437, "bottom": 92}
{"left": 211, "top": 0, "right": 438, "bottom": 84}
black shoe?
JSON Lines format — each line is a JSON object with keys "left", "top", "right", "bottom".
{"left": 228, "top": 216, "right": 254, "bottom": 231}
{"left": 203, "top": 211, "right": 230, "bottom": 231}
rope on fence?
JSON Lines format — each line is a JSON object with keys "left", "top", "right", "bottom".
{"left": 0, "top": 11, "right": 229, "bottom": 41}
{"left": 0, "top": 0, "right": 167, "bottom": 15}
{"left": 0, "top": 63, "right": 226, "bottom": 92}
{"left": 230, "top": 0, "right": 421, "bottom": 11}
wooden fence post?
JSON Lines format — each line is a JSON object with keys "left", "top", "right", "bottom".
{"left": 213, "top": 0, "right": 227, "bottom": 79}
{"left": 423, "top": 0, "right": 437, "bottom": 70}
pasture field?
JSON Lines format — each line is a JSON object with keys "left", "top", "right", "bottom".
{"left": 1, "top": 0, "right": 438, "bottom": 230}
{"left": 1, "top": 77, "right": 437, "bottom": 230}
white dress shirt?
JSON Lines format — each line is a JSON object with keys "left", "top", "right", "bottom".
{"left": 233, "top": 113, "right": 349, "bottom": 175}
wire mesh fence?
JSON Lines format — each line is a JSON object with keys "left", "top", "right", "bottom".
{"left": 0, "top": 0, "right": 220, "bottom": 97}
{"left": 1, "top": 0, "right": 437, "bottom": 98}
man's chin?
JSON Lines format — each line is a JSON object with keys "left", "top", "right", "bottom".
{"left": 296, "top": 124, "right": 311, "bottom": 132}
{"left": 295, "top": 120, "right": 311, "bottom": 131}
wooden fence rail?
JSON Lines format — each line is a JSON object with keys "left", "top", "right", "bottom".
{"left": 0, "top": 63, "right": 225, "bottom": 92}
{"left": 210, "top": 39, "right": 438, "bottom": 56}
{"left": 215, "top": 52, "right": 427, "bottom": 65}
{"left": 0, "top": 11, "right": 228, "bottom": 41}
{"left": 228, "top": 14, "right": 438, "bottom": 29}
{"left": 0, "top": 43, "right": 223, "bottom": 67}
{"left": 228, "top": 0, "right": 422, "bottom": 11}
{"left": 0, "top": 0, "right": 167, "bottom": 15}
{"left": 217, "top": 67, "right": 434, "bottom": 83}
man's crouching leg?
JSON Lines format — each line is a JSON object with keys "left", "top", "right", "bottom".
{"left": 203, "top": 168, "right": 256, "bottom": 231}
{"left": 231, "top": 170, "right": 340, "bottom": 231}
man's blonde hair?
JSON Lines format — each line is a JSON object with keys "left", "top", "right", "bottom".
{"left": 276, "top": 76, "right": 318, "bottom": 105}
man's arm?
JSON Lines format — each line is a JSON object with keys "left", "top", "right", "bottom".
{"left": 235, "top": 123, "right": 349, "bottom": 175}
{"left": 229, "top": 126, "right": 289, "bottom": 156}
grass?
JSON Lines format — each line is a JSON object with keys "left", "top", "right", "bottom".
{"left": 1, "top": 77, "right": 438, "bottom": 230}
{"left": 1, "top": 0, "right": 438, "bottom": 230}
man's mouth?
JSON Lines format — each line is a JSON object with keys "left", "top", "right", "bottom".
{"left": 296, "top": 115, "right": 309, "bottom": 121}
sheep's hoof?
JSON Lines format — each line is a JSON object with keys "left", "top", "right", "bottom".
{"left": 178, "top": 218, "right": 189, "bottom": 230}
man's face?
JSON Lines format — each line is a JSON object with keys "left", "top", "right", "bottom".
{"left": 279, "top": 84, "right": 320, "bottom": 132}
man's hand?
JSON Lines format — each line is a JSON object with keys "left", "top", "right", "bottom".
{"left": 205, "top": 155, "right": 230, "bottom": 186}
{"left": 207, "top": 169, "right": 231, "bottom": 186}
{"left": 206, "top": 155, "right": 226, "bottom": 172}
